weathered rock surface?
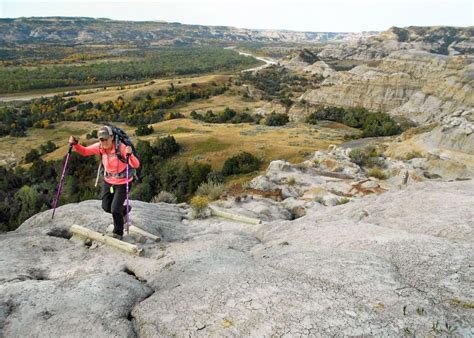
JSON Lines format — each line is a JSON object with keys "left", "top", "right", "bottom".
{"left": 298, "top": 50, "right": 473, "bottom": 156}
{"left": 318, "top": 26, "right": 474, "bottom": 60}
{"left": 301, "top": 51, "right": 473, "bottom": 119}
{"left": 1, "top": 172, "right": 473, "bottom": 336}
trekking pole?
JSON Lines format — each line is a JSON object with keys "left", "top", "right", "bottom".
{"left": 52, "top": 143, "right": 73, "bottom": 219}
{"left": 125, "top": 154, "right": 131, "bottom": 234}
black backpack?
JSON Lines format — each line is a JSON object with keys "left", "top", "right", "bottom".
{"left": 107, "top": 124, "right": 140, "bottom": 164}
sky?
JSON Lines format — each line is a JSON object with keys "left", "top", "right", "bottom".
{"left": 1, "top": 0, "right": 473, "bottom": 32}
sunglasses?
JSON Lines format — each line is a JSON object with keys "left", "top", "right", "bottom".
{"left": 99, "top": 138, "right": 109, "bottom": 142}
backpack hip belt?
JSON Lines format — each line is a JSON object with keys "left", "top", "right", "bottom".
{"left": 105, "top": 167, "right": 135, "bottom": 179}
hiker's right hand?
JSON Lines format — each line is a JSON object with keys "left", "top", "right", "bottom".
{"left": 69, "top": 136, "right": 78, "bottom": 145}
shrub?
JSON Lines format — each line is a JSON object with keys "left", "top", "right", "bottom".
{"left": 336, "top": 197, "right": 351, "bottom": 205}
{"left": 305, "top": 106, "right": 401, "bottom": 137}
{"left": 39, "top": 141, "right": 58, "bottom": 155}
{"left": 222, "top": 152, "right": 261, "bottom": 176}
{"left": 361, "top": 112, "right": 401, "bottom": 137}
{"left": 404, "top": 150, "right": 423, "bottom": 160}
{"left": 86, "top": 129, "right": 98, "bottom": 139}
{"left": 279, "top": 97, "right": 293, "bottom": 108}
{"left": 349, "top": 147, "right": 384, "bottom": 168}
{"left": 287, "top": 176, "right": 297, "bottom": 186}
{"left": 265, "top": 113, "right": 289, "bottom": 126}
{"left": 25, "top": 149, "right": 41, "bottom": 163}
{"left": 190, "top": 195, "right": 209, "bottom": 218}
{"left": 306, "top": 106, "right": 346, "bottom": 123}
{"left": 207, "top": 171, "right": 224, "bottom": 184}
{"left": 164, "top": 112, "right": 184, "bottom": 121}
{"left": 135, "top": 125, "right": 154, "bottom": 136}
{"left": 152, "top": 191, "right": 178, "bottom": 203}
{"left": 191, "top": 107, "right": 256, "bottom": 124}
{"left": 129, "top": 178, "right": 154, "bottom": 202}
{"left": 153, "top": 135, "right": 180, "bottom": 159}
{"left": 349, "top": 148, "right": 371, "bottom": 166}
{"left": 367, "top": 167, "right": 387, "bottom": 179}
{"left": 196, "top": 182, "right": 225, "bottom": 201}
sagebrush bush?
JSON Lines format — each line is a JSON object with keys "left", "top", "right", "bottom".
{"left": 190, "top": 196, "right": 210, "bottom": 218}
{"left": 404, "top": 150, "right": 423, "bottom": 160}
{"left": 367, "top": 166, "right": 387, "bottom": 180}
{"left": 349, "top": 147, "right": 385, "bottom": 168}
{"left": 196, "top": 182, "right": 225, "bottom": 201}
{"left": 152, "top": 191, "right": 177, "bottom": 203}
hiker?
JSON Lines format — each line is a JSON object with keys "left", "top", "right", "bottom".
{"left": 68, "top": 126, "right": 140, "bottom": 239}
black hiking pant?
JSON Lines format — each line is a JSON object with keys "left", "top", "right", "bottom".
{"left": 102, "top": 181, "right": 132, "bottom": 236}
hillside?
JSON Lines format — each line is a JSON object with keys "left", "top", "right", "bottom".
{"left": 0, "top": 17, "right": 376, "bottom": 46}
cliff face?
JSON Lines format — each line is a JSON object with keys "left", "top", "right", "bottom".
{"left": 318, "top": 26, "right": 474, "bottom": 59}
{"left": 302, "top": 52, "right": 473, "bottom": 121}
{"left": 297, "top": 51, "right": 473, "bottom": 155}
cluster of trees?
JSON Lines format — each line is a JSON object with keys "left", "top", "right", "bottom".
{"left": 0, "top": 153, "right": 99, "bottom": 232}
{"left": 190, "top": 107, "right": 258, "bottom": 124}
{"left": 305, "top": 106, "right": 402, "bottom": 137}
{"left": 190, "top": 108, "right": 289, "bottom": 127}
{"left": 0, "top": 96, "right": 80, "bottom": 137}
{"left": 25, "top": 141, "right": 58, "bottom": 163}
{"left": 265, "top": 113, "right": 289, "bottom": 126}
{"left": 240, "top": 65, "right": 311, "bottom": 103}
{"left": 0, "top": 47, "right": 259, "bottom": 93}
{"left": 0, "top": 83, "right": 228, "bottom": 136}
{"left": 0, "top": 45, "right": 112, "bottom": 67}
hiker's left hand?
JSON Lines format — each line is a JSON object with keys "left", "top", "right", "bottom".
{"left": 125, "top": 146, "right": 132, "bottom": 155}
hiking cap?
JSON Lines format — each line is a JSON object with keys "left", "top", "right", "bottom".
{"left": 98, "top": 126, "right": 113, "bottom": 140}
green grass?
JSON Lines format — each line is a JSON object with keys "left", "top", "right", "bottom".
{"left": 170, "top": 127, "right": 196, "bottom": 134}
{"left": 185, "top": 137, "right": 231, "bottom": 156}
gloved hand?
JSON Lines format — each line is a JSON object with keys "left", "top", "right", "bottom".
{"left": 69, "top": 136, "right": 78, "bottom": 145}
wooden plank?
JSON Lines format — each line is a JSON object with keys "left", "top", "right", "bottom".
{"left": 130, "top": 225, "right": 161, "bottom": 242}
{"left": 209, "top": 206, "right": 262, "bottom": 225}
{"left": 107, "top": 224, "right": 161, "bottom": 242}
{"left": 70, "top": 224, "right": 143, "bottom": 256}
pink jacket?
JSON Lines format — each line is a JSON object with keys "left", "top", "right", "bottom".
{"left": 73, "top": 142, "right": 140, "bottom": 185}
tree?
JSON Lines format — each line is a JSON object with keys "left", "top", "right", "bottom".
{"left": 222, "top": 152, "right": 261, "bottom": 176}
{"left": 265, "top": 113, "right": 289, "bottom": 126}
{"left": 14, "top": 185, "right": 39, "bottom": 225}
{"left": 25, "top": 149, "right": 41, "bottom": 163}
{"left": 135, "top": 125, "right": 154, "bottom": 136}
{"left": 39, "top": 140, "right": 58, "bottom": 155}
{"left": 153, "top": 135, "right": 180, "bottom": 159}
